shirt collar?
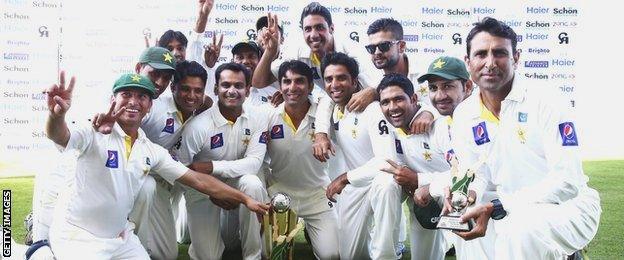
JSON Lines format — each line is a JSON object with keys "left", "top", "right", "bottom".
{"left": 210, "top": 105, "right": 249, "bottom": 127}
{"left": 112, "top": 123, "right": 147, "bottom": 142}
{"left": 277, "top": 97, "right": 317, "bottom": 120}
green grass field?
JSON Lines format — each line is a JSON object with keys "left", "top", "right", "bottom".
{"left": 1, "top": 160, "right": 622, "bottom": 259}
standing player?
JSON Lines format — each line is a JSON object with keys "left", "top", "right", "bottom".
{"left": 176, "top": 62, "right": 269, "bottom": 260}
{"left": 44, "top": 72, "right": 267, "bottom": 259}
{"left": 377, "top": 73, "right": 454, "bottom": 260}
{"left": 321, "top": 52, "right": 401, "bottom": 259}
{"left": 452, "top": 17, "right": 601, "bottom": 259}
{"left": 263, "top": 60, "right": 339, "bottom": 259}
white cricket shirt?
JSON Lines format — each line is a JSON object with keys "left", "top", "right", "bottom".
{"left": 60, "top": 124, "right": 188, "bottom": 238}
{"left": 176, "top": 104, "right": 268, "bottom": 178}
{"left": 451, "top": 75, "right": 589, "bottom": 213}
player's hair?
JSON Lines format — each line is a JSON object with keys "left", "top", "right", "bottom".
{"left": 367, "top": 18, "right": 403, "bottom": 40}
{"left": 320, "top": 52, "right": 359, "bottom": 80}
{"left": 214, "top": 62, "right": 252, "bottom": 86}
{"left": 466, "top": 17, "right": 518, "bottom": 56}
{"left": 277, "top": 60, "right": 314, "bottom": 86}
{"left": 158, "top": 30, "right": 189, "bottom": 48}
{"left": 300, "top": 2, "right": 333, "bottom": 28}
{"left": 173, "top": 60, "right": 207, "bottom": 86}
{"left": 377, "top": 73, "right": 414, "bottom": 97}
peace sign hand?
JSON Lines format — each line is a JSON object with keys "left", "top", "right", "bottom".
{"left": 263, "top": 13, "right": 280, "bottom": 56}
{"left": 91, "top": 101, "right": 126, "bottom": 134}
{"left": 204, "top": 33, "right": 223, "bottom": 68}
{"left": 46, "top": 71, "right": 76, "bottom": 118}
{"left": 381, "top": 159, "right": 419, "bottom": 192}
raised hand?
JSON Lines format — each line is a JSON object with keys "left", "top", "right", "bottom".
{"left": 198, "top": 0, "right": 214, "bottom": 16}
{"left": 46, "top": 71, "right": 76, "bottom": 118}
{"left": 263, "top": 13, "right": 280, "bottom": 55}
{"left": 204, "top": 32, "right": 223, "bottom": 68}
{"left": 92, "top": 101, "right": 126, "bottom": 134}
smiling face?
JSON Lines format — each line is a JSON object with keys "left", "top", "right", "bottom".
{"left": 465, "top": 31, "right": 519, "bottom": 93}
{"left": 112, "top": 88, "right": 152, "bottom": 127}
{"left": 428, "top": 76, "right": 473, "bottom": 116}
{"left": 280, "top": 70, "right": 313, "bottom": 107}
{"left": 172, "top": 76, "right": 205, "bottom": 115}
{"left": 323, "top": 64, "right": 357, "bottom": 107}
{"left": 136, "top": 64, "right": 174, "bottom": 98}
{"left": 379, "top": 85, "right": 417, "bottom": 129}
{"left": 367, "top": 30, "right": 403, "bottom": 70}
{"left": 214, "top": 69, "right": 249, "bottom": 110}
{"left": 302, "top": 15, "right": 334, "bottom": 55}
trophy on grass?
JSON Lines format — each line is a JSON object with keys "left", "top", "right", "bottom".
{"left": 436, "top": 156, "right": 486, "bottom": 231}
{"left": 262, "top": 192, "right": 304, "bottom": 260}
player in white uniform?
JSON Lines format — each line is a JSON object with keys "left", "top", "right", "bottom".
{"left": 376, "top": 73, "right": 455, "bottom": 260}
{"left": 416, "top": 55, "right": 500, "bottom": 260}
{"left": 176, "top": 62, "right": 269, "bottom": 260}
{"left": 44, "top": 72, "right": 268, "bottom": 259}
{"left": 366, "top": 18, "right": 439, "bottom": 255}
{"left": 451, "top": 17, "right": 601, "bottom": 260}
{"left": 253, "top": 6, "right": 385, "bottom": 164}
{"left": 126, "top": 60, "right": 208, "bottom": 259}
{"left": 24, "top": 46, "right": 178, "bottom": 260}
{"left": 317, "top": 52, "right": 401, "bottom": 260}
{"left": 262, "top": 60, "right": 340, "bottom": 259}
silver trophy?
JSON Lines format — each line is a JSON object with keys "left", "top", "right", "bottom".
{"left": 437, "top": 156, "right": 485, "bottom": 231}
{"left": 263, "top": 192, "right": 303, "bottom": 260}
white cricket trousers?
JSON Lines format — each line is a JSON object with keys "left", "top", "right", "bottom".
{"left": 184, "top": 174, "right": 267, "bottom": 260}
{"left": 493, "top": 187, "right": 601, "bottom": 260}
{"left": 128, "top": 175, "right": 180, "bottom": 260}
{"left": 337, "top": 173, "right": 402, "bottom": 260}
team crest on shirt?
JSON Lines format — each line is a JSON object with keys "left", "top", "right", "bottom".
{"left": 445, "top": 149, "right": 455, "bottom": 166}
{"left": 261, "top": 96, "right": 268, "bottom": 102}
{"left": 472, "top": 122, "right": 491, "bottom": 145}
{"left": 211, "top": 133, "right": 224, "bottom": 149}
{"left": 558, "top": 122, "right": 578, "bottom": 146}
{"left": 162, "top": 118, "right": 175, "bottom": 134}
{"left": 518, "top": 112, "right": 528, "bottom": 123}
{"left": 271, "top": 125, "right": 284, "bottom": 139}
{"left": 105, "top": 150, "right": 119, "bottom": 168}
{"left": 245, "top": 128, "right": 251, "bottom": 135}
{"left": 422, "top": 142, "right": 430, "bottom": 149}
{"left": 395, "top": 139, "right": 404, "bottom": 154}
{"left": 259, "top": 131, "right": 269, "bottom": 144}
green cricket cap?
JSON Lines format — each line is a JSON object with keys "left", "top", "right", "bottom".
{"left": 138, "top": 47, "right": 176, "bottom": 71}
{"left": 417, "top": 56, "right": 470, "bottom": 83}
{"left": 112, "top": 73, "right": 157, "bottom": 99}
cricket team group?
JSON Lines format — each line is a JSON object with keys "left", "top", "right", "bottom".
{"left": 27, "top": 1, "right": 601, "bottom": 259}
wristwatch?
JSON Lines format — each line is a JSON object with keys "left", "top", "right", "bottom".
{"left": 490, "top": 199, "right": 507, "bottom": 220}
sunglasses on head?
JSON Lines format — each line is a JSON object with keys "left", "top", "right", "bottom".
{"left": 365, "top": 40, "right": 400, "bottom": 54}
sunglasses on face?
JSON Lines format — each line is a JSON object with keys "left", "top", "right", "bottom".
{"left": 365, "top": 40, "right": 400, "bottom": 54}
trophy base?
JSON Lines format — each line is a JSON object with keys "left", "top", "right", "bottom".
{"left": 436, "top": 215, "right": 473, "bottom": 231}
